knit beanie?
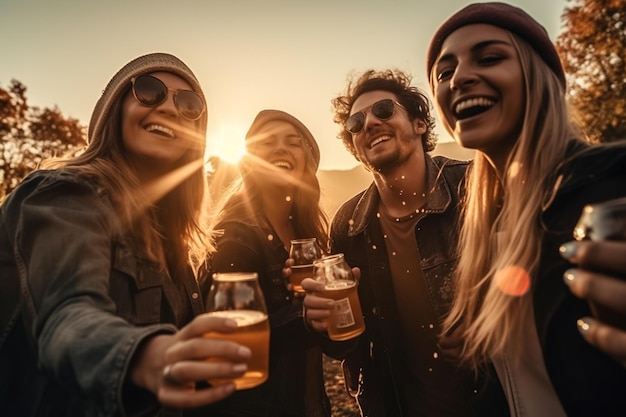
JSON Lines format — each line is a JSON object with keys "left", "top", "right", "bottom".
{"left": 245, "top": 110, "right": 321, "bottom": 170}
{"left": 88, "top": 52, "right": 208, "bottom": 143}
{"left": 426, "top": 2, "right": 566, "bottom": 88}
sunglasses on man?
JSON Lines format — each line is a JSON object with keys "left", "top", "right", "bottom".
{"left": 345, "top": 98, "right": 407, "bottom": 134}
{"left": 131, "top": 74, "right": 205, "bottom": 121}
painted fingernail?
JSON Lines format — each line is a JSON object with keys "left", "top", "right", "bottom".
{"left": 563, "top": 269, "right": 578, "bottom": 286}
{"left": 559, "top": 241, "right": 579, "bottom": 260}
{"left": 232, "top": 363, "right": 247, "bottom": 373}
{"left": 577, "top": 317, "right": 594, "bottom": 336}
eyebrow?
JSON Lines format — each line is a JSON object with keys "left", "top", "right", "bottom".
{"left": 436, "top": 39, "right": 513, "bottom": 66}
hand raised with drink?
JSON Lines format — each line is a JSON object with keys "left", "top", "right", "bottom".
{"left": 130, "top": 314, "right": 252, "bottom": 409}
{"left": 301, "top": 262, "right": 362, "bottom": 336}
{"left": 301, "top": 277, "right": 334, "bottom": 332}
{"left": 561, "top": 239, "right": 626, "bottom": 366}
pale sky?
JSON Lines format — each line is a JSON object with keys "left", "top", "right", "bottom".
{"left": 1, "top": 0, "right": 566, "bottom": 170}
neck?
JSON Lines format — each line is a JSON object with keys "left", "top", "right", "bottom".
{"left": 372, "top": 151, "right": 428, "bottom": 217}
{"left": 259, "top": 186, "right": 296, "bottom": 249}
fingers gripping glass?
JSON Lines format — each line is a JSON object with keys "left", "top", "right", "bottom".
{"left": 345, "top": 99, "right": 407, "bottom": 134}
{"left": 131, "top": 74, "right": 205, "bottom": 121}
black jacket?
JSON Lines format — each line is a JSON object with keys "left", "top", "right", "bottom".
{"left": 534, "top": 141, "right": 626, "bottom": 416}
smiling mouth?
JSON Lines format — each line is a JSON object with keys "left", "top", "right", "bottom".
{"left": 145, "top": 124, "right": 175, "bottom": 138}
{"left": 273, "top": 160, "right": 293, "bottom": 170}
{"left": 454, "top": 97, "right": 496, "bottom": 120}
{"left": 370, "top": 135, "right": 391, "bottom": 148}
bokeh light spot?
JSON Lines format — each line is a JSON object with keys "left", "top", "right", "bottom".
{"left": 495, "top": 265, "right": 530, "bottom": 296}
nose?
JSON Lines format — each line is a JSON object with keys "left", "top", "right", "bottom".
{"left": 267, "top": 137, "right": 288, "bottom": 154}
{"left": 450, "top": 63, "right": 478, "bottom": 91}
{"left": 363, "top": 110, "right": 382, "bottom": 132}
{"left": 155, "top": 92, "right": 178, "bottom": 117}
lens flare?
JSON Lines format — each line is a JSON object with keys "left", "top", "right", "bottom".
{"left": 495, "top": 265, "right": 530, "bottom": 296}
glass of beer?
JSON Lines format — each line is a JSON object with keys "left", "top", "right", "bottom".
{"left": 204, "top": 272, "right": 270, "bottom": 390}
{"left": 573, "top": 197, "right": 626, "bottom": 328}
{"left": 313, "top": 253, "right": 365, "bottom": 341}
{"left": 289, "top": 238, "right": 323, "bottom": 293}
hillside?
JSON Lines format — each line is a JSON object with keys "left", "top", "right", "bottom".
{"left": 318, "top": 141, "right": 474, "bottom": 218}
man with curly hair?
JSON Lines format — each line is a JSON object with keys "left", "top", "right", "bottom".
{"left": 302, "top": 69, "right": 508, "bottom": 416}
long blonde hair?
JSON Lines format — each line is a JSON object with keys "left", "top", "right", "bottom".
{"left": 442, "top": 33, "right": 579, "bottom": 370}
{"left": 41, "top": 89, "right": 212, "bottom": 275}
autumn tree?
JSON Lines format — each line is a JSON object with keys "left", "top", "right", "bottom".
{"left": 557, "top": 0, "right": 626, "bottom": 143}
{"left": 0, "top": 79, "right": 86, "bottom": 200}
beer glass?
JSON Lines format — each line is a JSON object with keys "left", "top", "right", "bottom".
{"left": 573, "top": 196, "right": 626, "bottom": 328}
{"left": 288, "top": 238, "right": 323, "bottom": 293}
{"left": 313, "top": 253, "right": 365, "bottom": 341}
{"left": 204, "top": 272, "right": 270, "bottom": 390}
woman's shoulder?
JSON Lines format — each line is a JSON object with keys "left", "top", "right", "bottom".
{"left": 566, "top": 140, "right": 626, "bottom": 173}
{"left": 2, "top": 169, "right": 109, "bottom": 215}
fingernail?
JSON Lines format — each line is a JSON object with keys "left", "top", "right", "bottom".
{"left": 224, "top": 319, "right": 238, "bottom": 329}
{"left": 238, "top": 346, "right": 252, "bottom": 358}
{"left": 563, "top": 269, "right": 578, "bottom": 286}
{"left": 577, "top": 317, "right": 594, "bottom": 336}
{"left": 232, "top": 363, "right": 247, "bottom": 373}
{"left": 559, "top": 241, "right": 579, "bottom": 260}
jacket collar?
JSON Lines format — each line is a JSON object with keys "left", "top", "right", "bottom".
{"left": 347, "top": 154, "right": 453, "bottom": 237}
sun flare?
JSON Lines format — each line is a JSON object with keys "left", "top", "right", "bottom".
{"left": 206, "top": 124, "right": 248, "bottom": 164}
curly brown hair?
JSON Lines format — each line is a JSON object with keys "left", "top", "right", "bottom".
{"left": 332, "top": 69, "right": 437, "bottom": 159}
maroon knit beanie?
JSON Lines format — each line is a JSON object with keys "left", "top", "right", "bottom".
{"left": 426, "top": 2, "right": 566, "bottom": 88}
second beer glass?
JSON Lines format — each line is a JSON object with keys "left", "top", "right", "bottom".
{"left": 204, "top": 272, "right": 270, "bottom": 389}
{"left": 313, "top": 253, "right": 365, "bottom": 341}
{"left": 289, "top": 238, "right": 323, "bottom": 293}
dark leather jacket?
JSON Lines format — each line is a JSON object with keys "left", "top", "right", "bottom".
{"left": 534, "top": 141, "right": 626, "bottom": 416}
{"left": 0, "top": 170, "right": 204, "bottom": 417}
{"left": 197, "top": 195, "right": 331, "bottom": 417}
{"left": 329, "top": 154, "right": 507, "bottom": 417}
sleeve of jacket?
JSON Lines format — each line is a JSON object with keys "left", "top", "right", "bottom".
{"left": 11, "top": 173, "right": 176, "bottom": 417}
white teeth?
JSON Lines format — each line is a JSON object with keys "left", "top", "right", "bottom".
{"left": 274, "top": 161, "right": 292, "bottom": 169}
{"left": 145, "top": 124, "right": 174, "bottom": 138}
{"left": 370, "top": 135, "right": 391, "bottom": 148}
{"left": 455, "top": 97, "right": 495, "bottom": 114}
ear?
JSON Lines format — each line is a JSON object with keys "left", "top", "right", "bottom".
{"left": 412, "top": 118, "right": 427, "bottom": 135}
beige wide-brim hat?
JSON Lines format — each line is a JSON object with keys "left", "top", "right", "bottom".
{"left": 88, "top": 52, "right": 208, "bottom": 144}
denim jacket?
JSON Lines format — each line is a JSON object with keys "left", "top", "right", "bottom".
{"left": 0, "top": 170, "right": 205, "bottom": 417}
{"left": 196, "top": 195, "right": 331, "bottom": 417}
{"left": 329, "top": 154, "right": 507, "bottom": 417}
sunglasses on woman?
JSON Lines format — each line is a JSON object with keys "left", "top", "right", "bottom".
{"left": 345, "top": 98, "right": 407, "bottom": 134}
{"left": 131, "top": 74, "right": 205, "bottom": 121}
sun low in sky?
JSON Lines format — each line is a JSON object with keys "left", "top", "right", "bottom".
{"left": 209, "top": 124, "right": 248, "bottom": 164}
{"left": 0, "top": 0, "right": 566, "bottom": 170}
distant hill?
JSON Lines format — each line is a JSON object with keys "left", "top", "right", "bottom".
{"left": 318, "top": 141, "right": 474, "bottom": 218}
{"left": 208, "top": 141, "right": 475, "bottom": 220}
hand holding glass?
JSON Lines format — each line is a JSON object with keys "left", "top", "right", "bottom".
{"left": 573, "top": 197, "right": 626, "bottom": 328}
{"left": 313, "top": 254, "right": 365, "bottom": 341}
{"left": 204, "top": 272, "right": 270, "bottom": 390}
{"left": 289, "top": 238, "right": 323, "bottom": 293}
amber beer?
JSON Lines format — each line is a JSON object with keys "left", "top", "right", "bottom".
{"left": 289, "top": 264, "right": 314, "bottom": 293}
{"left": 320, "top": 280, "right": 365, "bottom": 341}
{"left": 204, "top": 272, "right": 269, "bottom": 390}
{"left": 313, "top": 253, "right": 366, "bottom": 341}
{"left": 204, "top": 309, "right": 270, "bottom": 389}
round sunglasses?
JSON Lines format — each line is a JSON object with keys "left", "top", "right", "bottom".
{"left": 345, "top": 98, "right": 407, "bottom": 134}
{"left": 131, "top": 74, "right": 205, "bottom": 121}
